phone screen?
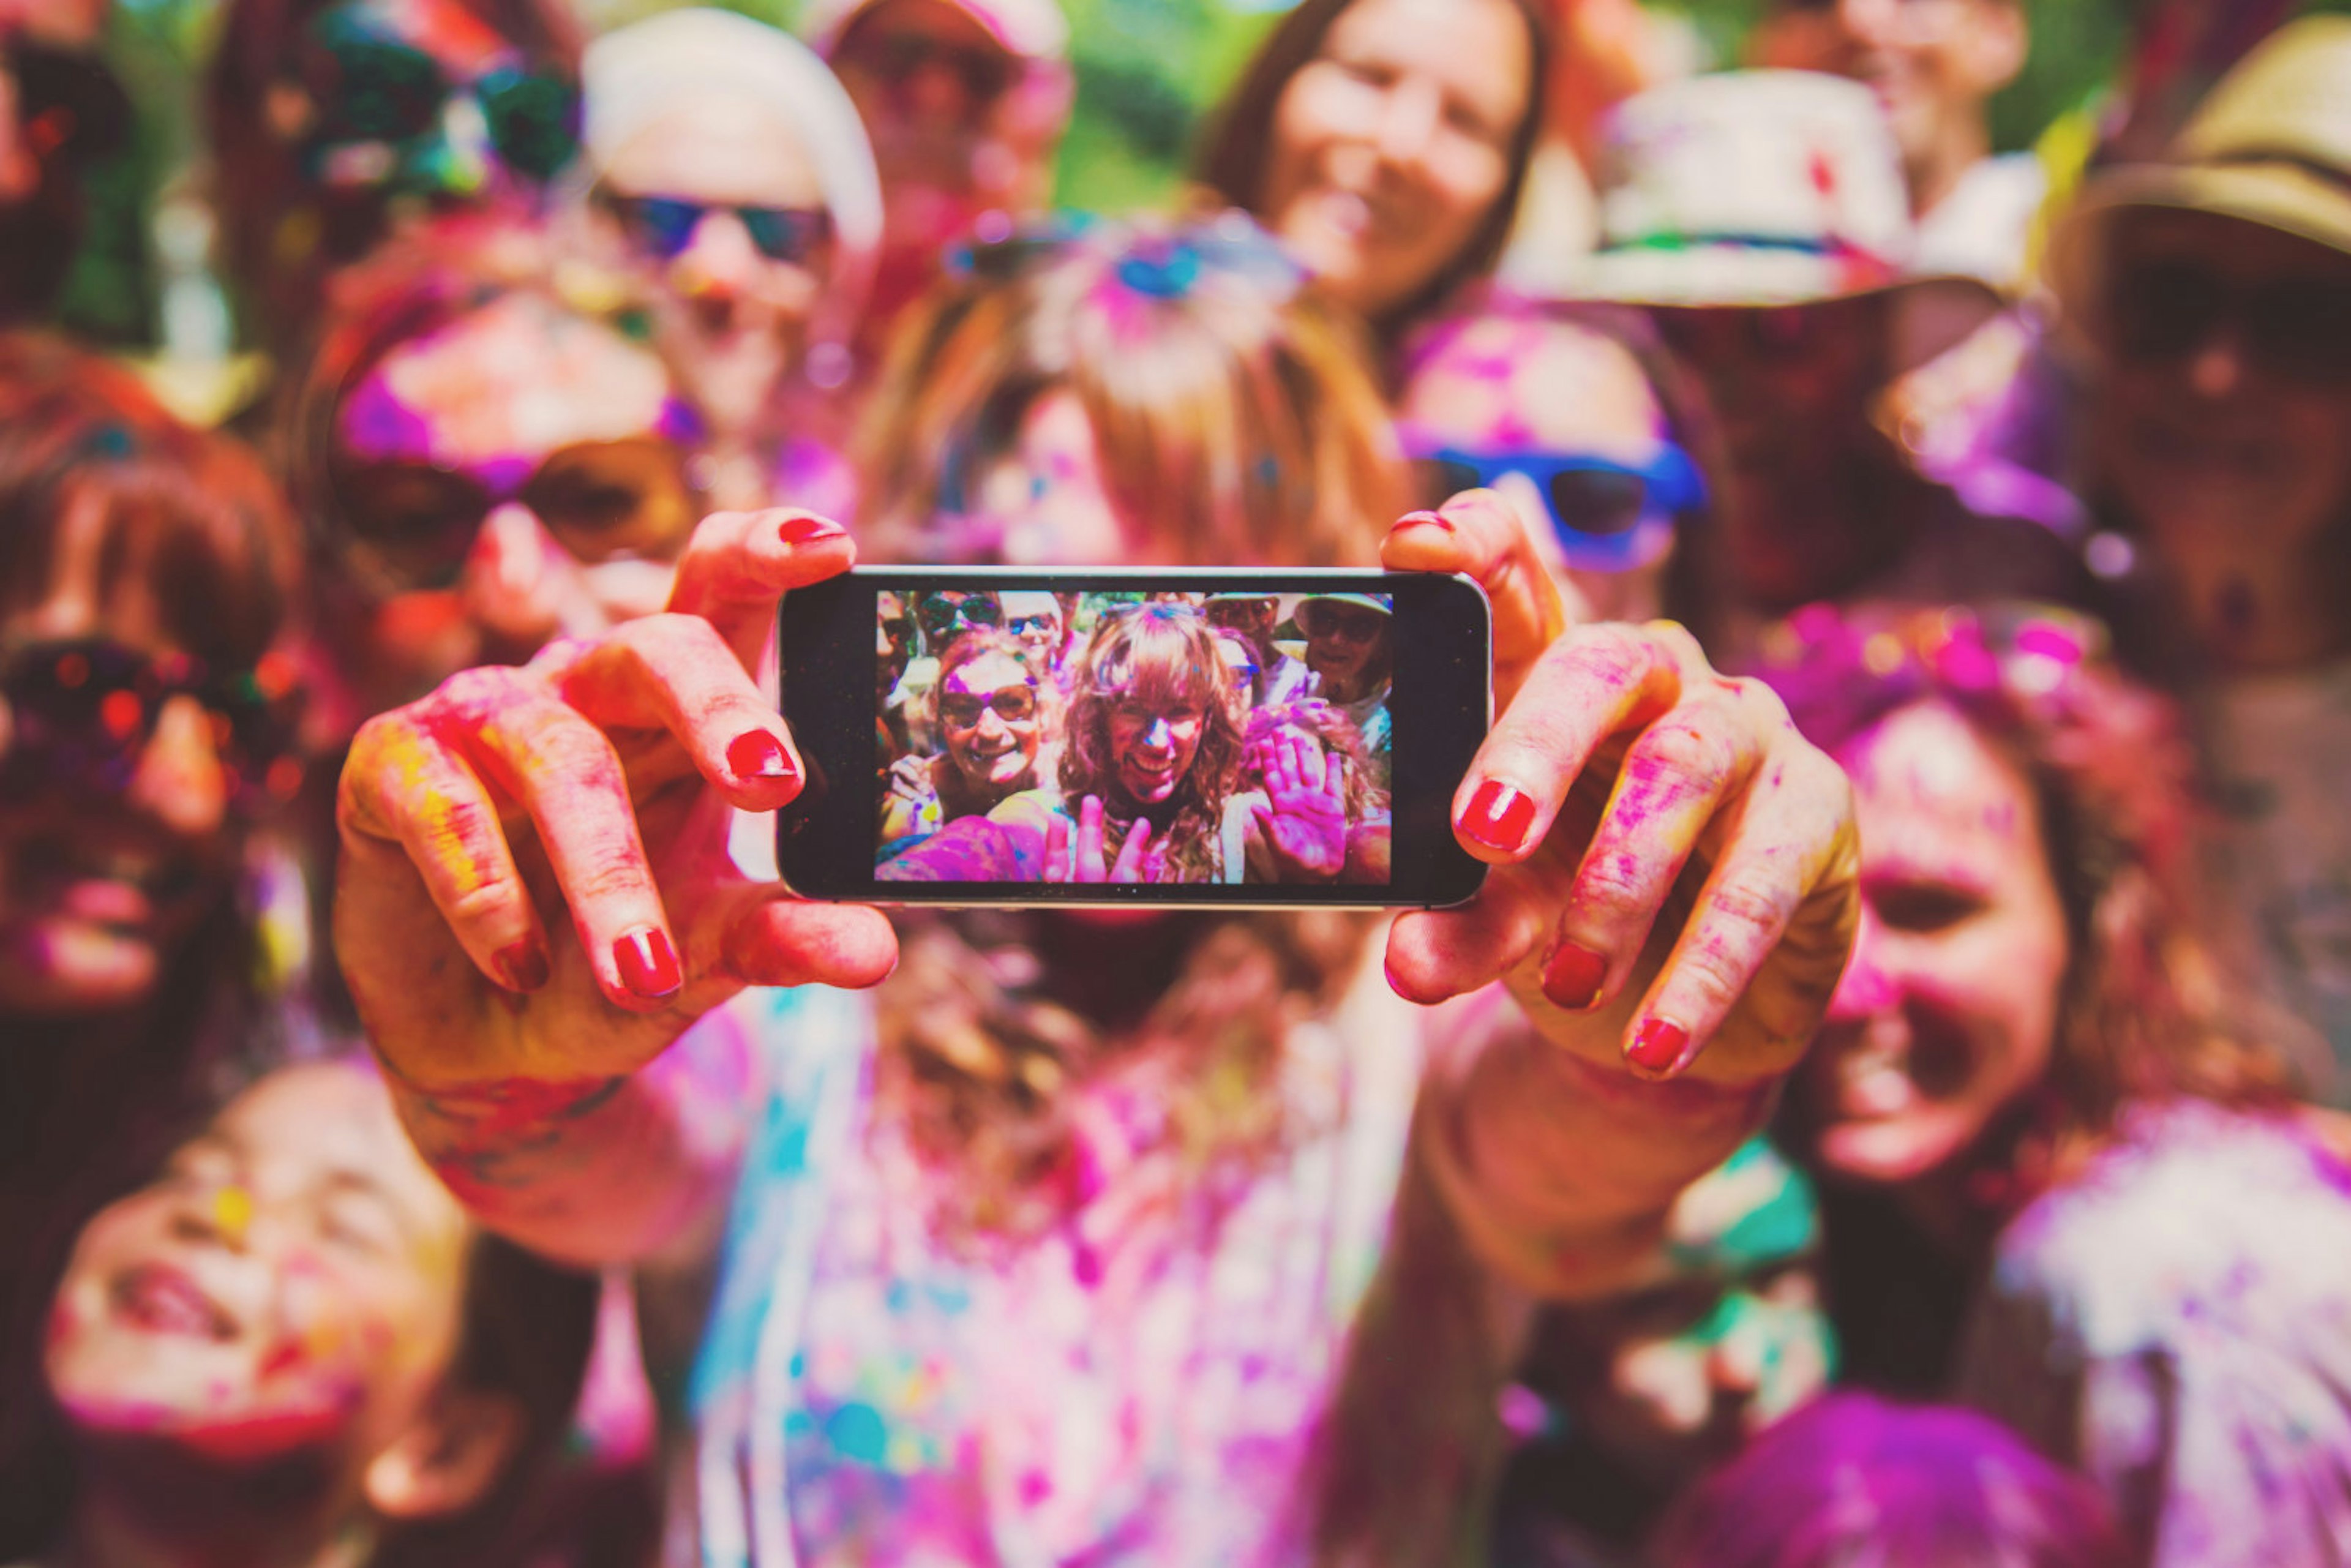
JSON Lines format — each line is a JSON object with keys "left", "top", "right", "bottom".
{"left": 781, "top": 569, "right": 1489, "bottom": 907}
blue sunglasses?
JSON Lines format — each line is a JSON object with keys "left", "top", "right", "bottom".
{"left": 1407, "top": 438, "right": 1706, "bottom": 572}
{"left": 600, "top": 190, "right": 833, "bottom": 266}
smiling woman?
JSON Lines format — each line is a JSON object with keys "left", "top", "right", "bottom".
{"left": 1757, "top": 600, "right": 2351, "bottom": 1567}
{"left": 0, "top": 329, "right": 310, "bottom": 1553}
{"left": 1198, "top": 0, "right": 1550, "bottom": 342}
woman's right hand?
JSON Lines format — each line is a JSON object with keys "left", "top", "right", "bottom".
{"left": 334, "top": 510, "right": 899, "bottom": 1092}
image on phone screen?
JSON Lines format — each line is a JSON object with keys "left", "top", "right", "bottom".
{"left": 876, "top": 588, "right": 1395, "bottom": 885}
{"left": 778, "top": 569, "right": 1490, "bottom": 908}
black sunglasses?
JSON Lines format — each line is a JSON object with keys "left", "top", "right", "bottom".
{"left": 306, "top": 15, "right": 579, "bottom": 184}
{"left": 599, "top": 190, "right": 834, "bottom": 267}
{"left": 2105, "top": 257, "right": 2351, "bottom": 388}
{"left": 1, "top": 639, "right": 305, "bottom": 809}
{"left": 918, "top": 593, "right": 1002, "bottom": 640}
{"left": 327, "top": 436, "right": 700, "bottom": 596}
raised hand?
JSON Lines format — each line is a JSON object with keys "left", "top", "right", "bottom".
{"left": 1044, "top": 795, "right": 1162, "bottom": 883}
{"left": 334, "top": 510, "right": 899, "bottom": 1095}
{"left": 1249, "top": 729, "right": 1348, "bottom": 881}
{"left": 1380, "top": 495, "right": 1859, "bottom": 1089}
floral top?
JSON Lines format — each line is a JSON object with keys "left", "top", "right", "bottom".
{"left": 1957, "top": 1100, "right": 2351, "bottom": 1567}
{"left": 684, "top": 958, "right": 1427, "bottom": 1568}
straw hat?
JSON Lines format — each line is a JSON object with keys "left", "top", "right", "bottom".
{"left": 2045, "top": 17, "right": 2351, "bottom": 339}
{"left": 1578, "top": 70, "right": 2000, "bottom": 340}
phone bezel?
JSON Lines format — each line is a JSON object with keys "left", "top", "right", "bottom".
{"left": 776, "top": 567, "right": 1493, "bottom": 909}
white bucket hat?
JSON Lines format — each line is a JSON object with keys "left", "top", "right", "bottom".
{"left": 1578, "top": 70, "right": 2000, "bottom": 347}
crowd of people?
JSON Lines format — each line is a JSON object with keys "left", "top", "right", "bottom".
{"left": 3, "top": 0, "right": 2350, "bottom": 1565}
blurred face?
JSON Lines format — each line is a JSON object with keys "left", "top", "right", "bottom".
{"left": 0, "top": 526, "right": 279, "bottom": 1016}
{"left": 598, "top": 98, "right": 831, "bottom": 438}
{"left": 877, "top": 590, "right": 913, "bottom": 701}
{"left": 1655, "top": 297, "right": 1888, "bottom": 486}
{"left": 1752, "top": 0, "right": 2023, "bottom": 187}
{"left": 283, "top": 0, "right": 576, "bottom": 208}
{"left": 1800, "top": 702, "right": 2067, "bottom": 1185}
{"left": 2092, "top": 209, "right": 2351, "bottom": 591}
{"left": 961, "top": 389, "right": 1138, "bottom": 565}
{"left": 329, "top": 291, "right": 696, "bottom": 712}
{"left": 1561, "top": 1266, "right": 1831, "bottom": 1485}
{"left": 1399, "top": 315, "right": 1678, "bottom": 619}
{"left": 997, "top": 590, "right": 1062, "bottom": 664}
{"left": 939, "top": 650, "right": 1040, "bottom": 791}
{"left": 1300, "top": 601, "right": 1392, "bottom": 694}
{"left": 1258, "top": 0, "right": 1530, "bottom": 321}
{"left": 1106, "top": 685, "right": 1207, "bottom": 806}
{"left": 46, "top": 1063, "right": 471, "bottom": 1471}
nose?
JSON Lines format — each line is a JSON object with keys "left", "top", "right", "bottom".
{"left": 461, "top": 503, "right": 568, "bottom": 650}
{"left": 2188, "top": 325, "right": 2249, "bottom": 400}
{"left": 174, "top": 1181, "right": 257, "bottom": 1255}
{"left": 1706, "top": 1302, "right": 1768, "bottom": 1405}
{"left": 676, "top": 209, "right": 760, "bottom": 301}
{"left": 1371, "top": 77, "right": 1443, "bottom": 171}
{"left": 124, "top": 693, "right": 230, "bottom": 837}
{"left": 1824, "top": 905, "right": 1896, "bottom": 1024}
{"left": 1143, "top": 716, "right": 1173, "bottom": 750}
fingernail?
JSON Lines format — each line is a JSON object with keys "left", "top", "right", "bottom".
{"left": 1626, "top": 1017, "right": 1691, "bottom": 1079}
{"left": 1540, "top": 941, "right": 1608, "bottom": 1011}
{"left": 493, "top": 940, "right": 550, "bottom": 992}
{"left": 614, "top": 928, "right": 682, "bottom": 999}
{"left": 1460, "top": 779, "right": 1537, "bottom": 855}
{"left": 776, "top": 514, "right": 847, "bottom": 547}
{"left": 1400, "top": 509, "right": 1455, "bottom": 532}
{"left": 727, "top": 729, "right": 793, "bottom": 781}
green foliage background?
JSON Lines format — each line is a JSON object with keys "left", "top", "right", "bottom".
{"left": 61, "top": 0, "right": 2351, "bottom": 346}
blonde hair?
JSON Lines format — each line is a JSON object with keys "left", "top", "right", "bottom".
{"left": 857, "top": 213, "right": 1407, "bottom": 568}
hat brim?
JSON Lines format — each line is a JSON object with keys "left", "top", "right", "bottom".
{"left": 2046, "top": 160, "right": 2351, "bottom": 350}
{"left": 1575, "top": 247, "right": 2004, "bottom": 372}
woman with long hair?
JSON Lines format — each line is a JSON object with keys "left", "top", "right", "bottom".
{"left": 0, "top": 331, "right": 310, "bottom": 1553}
{"left": 1196, "top": 0, "right": 1551, "bottom": 349}
{"left": 1756, "top": 601, "right": 2351, "bottom": 1566}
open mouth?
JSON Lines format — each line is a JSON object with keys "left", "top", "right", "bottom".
{"left": 113, "top": 1262, "right": 238, "bottom": 1343}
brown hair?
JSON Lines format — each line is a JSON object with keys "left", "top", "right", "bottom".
{"left": 857, "top": 214, "right": 1407, "bottom": 571}
{"left": 1194, "top": 0, "right": 1553, "bottom": 339}
{"left": 1757, "top": 601, "right": 2303, "bottom": 1146}
{"left": 1059, "top": 603, "right": 1248, "bottom": 884}
{"left": 0, "top": 330, "right": 302, "bottom": 668}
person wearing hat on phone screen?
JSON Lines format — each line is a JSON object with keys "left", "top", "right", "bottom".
{"left": 2045, "top": 17, "right": 2351, "bottom": 1105}
{"left": 1206, "top": 592, "right": 1317, "bottom": 710}
{"left": 1294, "top": 591, "right": 1392, "bottom": 786}
{"left": 1579, "top": 72, "right": 2090, "bottom": 658}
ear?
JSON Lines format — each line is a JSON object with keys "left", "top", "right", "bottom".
{"left": 362, "top": 1386, "right": 527, "bottom": 1523}
{"left": 1962, "top": 1, "right": 2028, "bottom": 97}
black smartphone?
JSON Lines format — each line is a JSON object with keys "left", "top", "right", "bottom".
{"left": 776, "top": 567, "right": 1492, "bottom": 907}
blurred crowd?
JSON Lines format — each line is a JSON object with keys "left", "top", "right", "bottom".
{"left": 3, "top": 0, "right": 2351, "bottom": 1566}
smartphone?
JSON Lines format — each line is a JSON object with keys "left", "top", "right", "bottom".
{"left": 775, "top": 567, "right": 1492, "bottom": 907}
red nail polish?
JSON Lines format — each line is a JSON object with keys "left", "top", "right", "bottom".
{"left": 493, "top": 940, "right": 550, "bottom": 992}
{"left": 614, "top": 928, "right": 681, "bottom": 999}
{"left": 1400, "top": 509, "right": 1455, "bottom": 531}
{"left": 776, "top": 514, "right": 847, "bottom": 547}
{"left": 1541, "top": 942, "right": 1608, "bottom": 1011}
{"left": 1626, "top": 1017, "right": 1691, "bottom": 1078}
{"left": 1460, "top": 779, "right": 1537, "bottom": 854}
{"left": 727, "top": 730, "right": 793, "bottom": 780}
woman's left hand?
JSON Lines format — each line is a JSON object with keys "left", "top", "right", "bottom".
{"left": 1380, "top": 497, "right": 1859, "bottom": 1088}
{"left": 1249, "top": 729, "right": 1348, "bottom": 880}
